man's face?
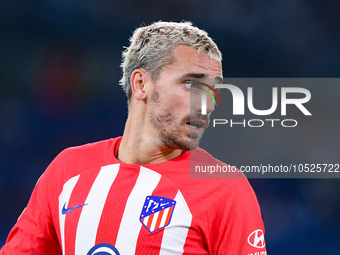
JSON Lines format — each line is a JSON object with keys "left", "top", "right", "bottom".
{"left": 147, "top": 45, "right": 222, "bottom": 151}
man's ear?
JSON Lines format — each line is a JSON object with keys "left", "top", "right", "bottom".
{"left": 130, "top": 69, "right": 149, "bottom": 100}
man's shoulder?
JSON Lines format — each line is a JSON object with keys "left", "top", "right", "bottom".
{"left": 179, "top": 148, "right": 259, "bottom": 218}
{"left": 191, "top": 147, "right": 245, "bottom": 179}
{"left": 50, "top": 138, "right": 120, "bottom": 172}
{"left": 63, "top": 138, "right": 117, "bottom": 153}
{"left": 192, "top": 147, "right": 223, "bottom": 164}
{"left": 60, "top": 138, "right": 119, "bottom": 158}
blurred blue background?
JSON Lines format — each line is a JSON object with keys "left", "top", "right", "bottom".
{"left": 1, "top": 0, "right": 340, "bottom": 253}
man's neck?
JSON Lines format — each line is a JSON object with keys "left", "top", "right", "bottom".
{"left": 117, "top": 116, "right": 183, "bottom": 165}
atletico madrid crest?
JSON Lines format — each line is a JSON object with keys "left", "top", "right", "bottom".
{"left": 140, "top": 196, "right": 176, "bottom": 233}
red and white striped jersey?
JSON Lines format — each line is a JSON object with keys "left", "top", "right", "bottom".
{"left": 0, "top": 137, "right": 267, "bottom": 255}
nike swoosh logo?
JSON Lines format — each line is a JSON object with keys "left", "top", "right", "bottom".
{"left": 62, "top": 202, "right": 87, "bottom": 215}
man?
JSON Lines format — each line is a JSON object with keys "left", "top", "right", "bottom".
{"left": 1, "top": 21, "right": 267, "bottom": 254}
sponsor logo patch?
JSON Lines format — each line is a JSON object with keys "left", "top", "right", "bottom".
{"left": 247, "top": 229, "right": 266, "bottom": 249}
{"left": 87, "top": 243, "right": 120, "bottom": 255}
{"left": 140, "top": 196, "right": 176, "bottom": 233}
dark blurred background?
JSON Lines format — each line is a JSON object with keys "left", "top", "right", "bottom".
{"left": 1, "top": 0, "right": 339, "bottom": 253}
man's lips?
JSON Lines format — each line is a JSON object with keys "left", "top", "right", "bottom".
{"left": 186, "top": 119, "right": 208, "bottom": 133}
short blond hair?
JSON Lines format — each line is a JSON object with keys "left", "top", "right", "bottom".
{"left": 119, "top": 21, "right": 222, "bottom": 98}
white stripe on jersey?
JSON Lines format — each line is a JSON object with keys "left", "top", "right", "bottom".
{"left": 115, "top": 166, "right": 161, "bottom": 254}
{"left": 149, "top": 210, "right": 160, "bottom": 232}
{"left": 160, "top": 191, "right": 193, "bottom": 255}
{"left": 58, "top": 174, "right": 80, "bottom": 255}
{"left": 142, "top": 214, "right": 149, "bottom": 226}
{"left": 75, "top": 164, "right": 120, "bottom": 255}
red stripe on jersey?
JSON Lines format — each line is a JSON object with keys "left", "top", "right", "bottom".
{"left": 135, "top": 175, "right": 179, "bottom": 255}
{"left": 64, "top": 168, "right": 101, "bottom": 255}
{"left": 95, "top": 165, "right": 139, "bottom": 245}
{"left": 164, "top": 205, "right": 174, "bottom": 226}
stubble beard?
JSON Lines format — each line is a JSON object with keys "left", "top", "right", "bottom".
{"left": 149, "top": 86, "right": 209, "bottom": 151}
{"left": 149, "top": 92, "right": 208, "bottom": 151}
{"left": 149, "top": 109, "right": 192, "bottom": 151}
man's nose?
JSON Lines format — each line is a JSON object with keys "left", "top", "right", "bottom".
{"left": 192, "top": 92, "right": 215, "bottom": 115}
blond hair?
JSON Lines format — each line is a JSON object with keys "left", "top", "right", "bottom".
{"left": 119, "top": 21, "right": 222, "bottom": 99}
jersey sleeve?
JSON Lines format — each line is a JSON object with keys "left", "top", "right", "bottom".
{"left": 0, "top": 160, "right": 61, "bottom": 254}
{"left": 209, "top": 178, "right": 267, "bottom": 254}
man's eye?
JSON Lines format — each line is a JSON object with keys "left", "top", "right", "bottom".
{"left": 184, "top": 81, "right": 193, "bottom": 89}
